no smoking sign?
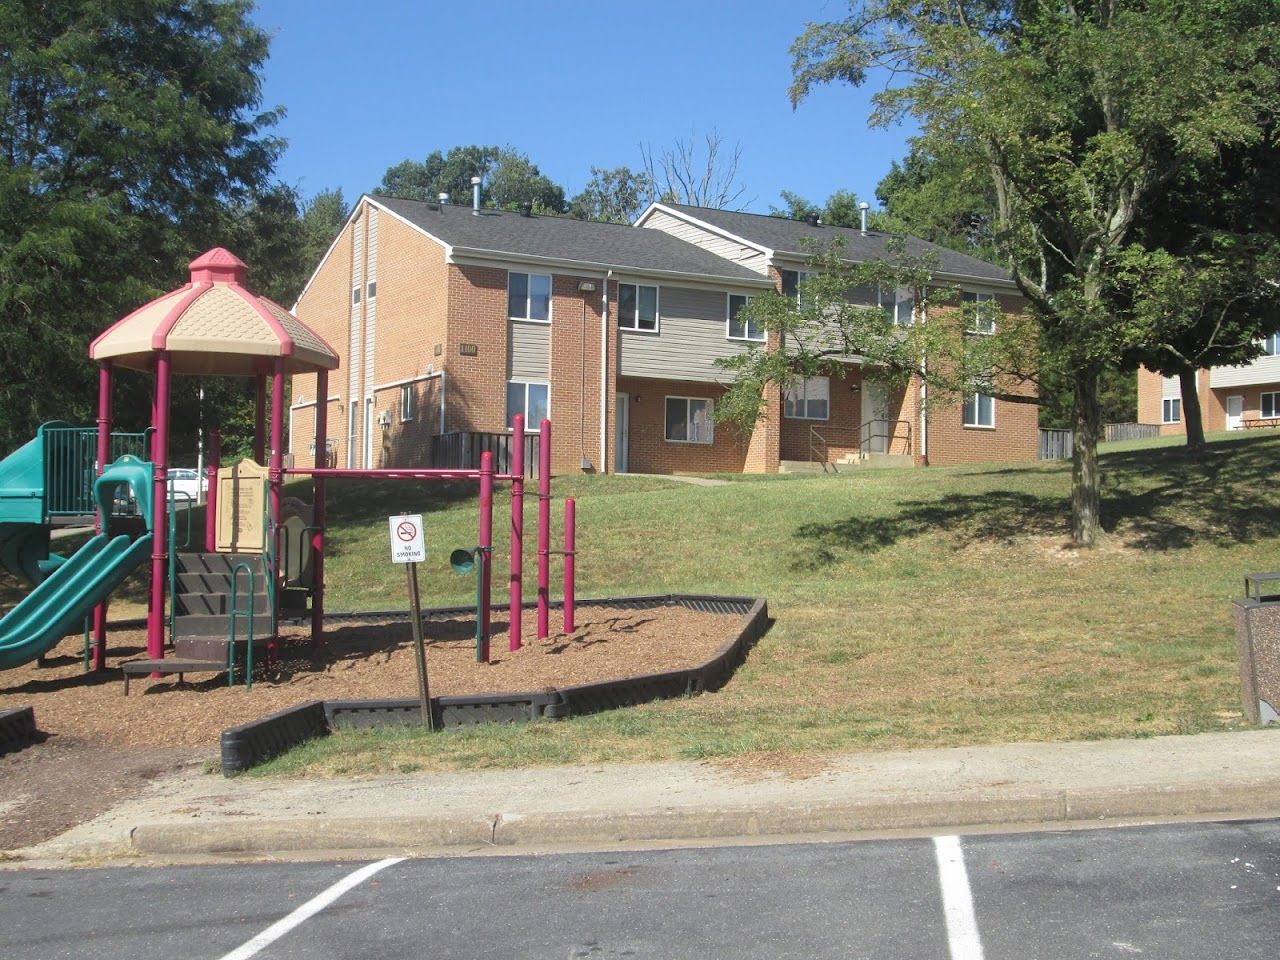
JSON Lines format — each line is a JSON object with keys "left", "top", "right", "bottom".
{"left": 388, "top": 513, "right": 426, "bottom": 563}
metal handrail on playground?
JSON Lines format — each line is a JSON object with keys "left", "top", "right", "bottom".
{"left": 165, "top": 487, "right": 195, "bottom": 646}
{"left": 229, "top": 561, "right": 255, "bottom": 689}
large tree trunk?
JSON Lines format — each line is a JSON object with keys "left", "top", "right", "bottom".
{"left": 1071, "top": 364, "right": 1103, "bottom": 546}
{"left": 1179, "top": 367, "right": 1206, "bottom": 452}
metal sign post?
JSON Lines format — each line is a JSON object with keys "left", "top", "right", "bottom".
{"left": 389, "top": 514, "right": 433, "bottom": 730}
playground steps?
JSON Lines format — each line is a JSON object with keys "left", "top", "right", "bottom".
{"left": 122, "top": 552, "right": 276, "bottom": 691}
{"left": 172, "top": 552, "right": 273, "bottom": 639}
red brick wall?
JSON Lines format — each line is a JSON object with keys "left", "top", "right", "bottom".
{"left": 779, "top": 366, "right": 864, "bottom": 461}
{"left": 616, "top": 376, "right": 751, "bottom": 473}
{"left": 291, "top": 211, "right": 354, "bottom": 467}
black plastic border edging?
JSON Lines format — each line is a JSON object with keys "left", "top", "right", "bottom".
{"left": 220, "top": 700, "right": 328, "bottom": 776}
{"left": 0, "top": 706, "right": 39, "bottom": 756}
{"left": 220, "top": 594, "right": 769, "bottom": 776}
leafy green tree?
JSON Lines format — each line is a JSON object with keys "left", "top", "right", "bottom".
{"left": 875, "top": 142, "right": 997, "bottom": 260}
{"left": 0, "top": 0, "right": 283, "bottom": 454}
{"left": 1119, "top": 135, "right": 1280, "bottom": 450}
{"left": 377, "top": 145, "right": 566, "bottom": 212}
{"left": 790, "top": 0, "right": 1278, "bottom": 545}
{"left": 300, "top": 188, "right": 350, "bottom": 269}
{"left": 770, "top": 189, "right": 886, "bottom": 230}
{"left": 569, "top": 166, "right": 655, "bottom": 223}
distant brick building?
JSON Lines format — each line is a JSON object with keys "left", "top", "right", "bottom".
{"left": 289, "top": 197, "right": 1037, "bottom": 475}
{"left": 1136, "top": 334, "right": 1280, "bottom": 436}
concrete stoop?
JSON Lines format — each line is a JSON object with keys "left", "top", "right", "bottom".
{"left": 779, "top": 453, "right": 914, "bottom": 474}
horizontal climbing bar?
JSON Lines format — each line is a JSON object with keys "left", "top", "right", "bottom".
{"left": 285, "top": 467, "right": 519, "bottom": 482}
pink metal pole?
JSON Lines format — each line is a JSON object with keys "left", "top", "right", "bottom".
{"left": 479, "top": 450, "right": 494, "bottom": 660}
{"left": 311, "top": 370, "right": 328, "bottom": 649}
{"left": 509, "top": 414, "right": 524, "bottom": 652}
{"left": 92, "top": 363, "right": 112, "bottom": 670}
{"left": 204, "top": 429, "right": 220, "bottom": 552}
{"left": 536, "top": 418, "right": 551, "bottom": 639}
{"left": 563, "top": 498, "right": 575, "bottom": 633}
{"left": 146, "top": 351, "right": 172, "bottom": 663}
{"left": 254, "top": 373, "right": 266, "bottom": 464}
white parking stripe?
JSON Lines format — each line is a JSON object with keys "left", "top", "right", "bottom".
{"left": 934, "top": 835, "right": 985, "bottom": 960}
{"left": 217, "top": 857, "right": 405, "bottom": 960}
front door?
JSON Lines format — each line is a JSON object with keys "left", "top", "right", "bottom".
{"left": 862, "top": 382, "right": 889, "bottom": 453}
{"left": 615, "top": 393, "right": 630, "bottom": 472}
{"left": 1227, "top": 395, "right": 1244, "bottom": 430}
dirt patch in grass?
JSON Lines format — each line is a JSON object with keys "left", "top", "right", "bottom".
{"left": 711, "top": 750, "right": 838, "bottom": 782}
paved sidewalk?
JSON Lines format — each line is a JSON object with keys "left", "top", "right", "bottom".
{"left": 12, "top": 729, "right": 1278, "bottom": 865}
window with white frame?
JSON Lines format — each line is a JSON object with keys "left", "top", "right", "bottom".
{"left": 664, "top": 396, "right": 714, "bottom": 444}
{"left": 506, "top": 381, "right": 549, "bottom": 429}
{"left": 618, "top": 283, "right": 658, "bottom": 331}
{"left": 892, "top": 286, "right": 914, "bottom": 327}
{"left": 1162, "top": 397, "right": 1181, "bottom": 423}
{"left": 508, "top": 271, "right": 551, "bottom": 322}
{"left": 783, "top": 376, "right": 830, "bottom": 420}
{"left": 1263, "top": 333, "right": 1280, "bottom": 356}
{"left": 1262, "top": 391, "right": 1280, "bottom": 419}
{"left": 727, "top": 294, "right": 763, "bottom": 341}
{"left": 352, "top": 286, "right": 361, "bottom": 305}
{"left": 399, "top": 384, "right": 415, "bottom": 422}
{"left": 963, "top": 292, "right": 997, "bottom": 334}
{"left": 367, "top": 280, "right": 377, "bottom": 299}
{"left": 963, "top": 392, "right": 995, "bottom": 428}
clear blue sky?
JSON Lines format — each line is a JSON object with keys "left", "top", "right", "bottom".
{"left": 250, "top": 0, "right": 913, "bottom": 215}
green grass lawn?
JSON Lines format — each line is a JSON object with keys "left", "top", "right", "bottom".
{"left": 253, "top": 429, "right": 1280, "bottom": 775}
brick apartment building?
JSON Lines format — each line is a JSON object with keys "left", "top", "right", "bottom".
{"left": 1136, "top": 332, "right": 1280, "bottom": 436}
{"left": 288, "top": 196, "right": 1037, "bottom": 475}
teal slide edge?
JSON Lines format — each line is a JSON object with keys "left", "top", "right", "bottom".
{"left": 0, "top": 532, "right": 153, "bottom": 670}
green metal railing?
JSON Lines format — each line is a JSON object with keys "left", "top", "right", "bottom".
{"left": 42, "top": 426, "right": 150, "bottom": 517}
{"left": 229, "top": 562, "right": 256, "bottom": 689}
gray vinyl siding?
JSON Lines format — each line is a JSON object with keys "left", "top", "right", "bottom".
{"left": 1210, "top": 354, "right": 1280, "bottom": 389}
{"left": 619, "top": 286, "right": 758, "bottom": 382}
{"left": 642, "top": 210, "right": 769, "bottom": 275}
{"left": 509, "top": 320, "right": 550, "bottom": 380}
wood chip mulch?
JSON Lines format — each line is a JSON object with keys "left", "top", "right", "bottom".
{"left": 0, "top": 604, "right": 741, "bottom": 750}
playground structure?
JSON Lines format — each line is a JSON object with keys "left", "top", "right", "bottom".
{"left": 0, "top": 247, "right": 578, "bottom": 685}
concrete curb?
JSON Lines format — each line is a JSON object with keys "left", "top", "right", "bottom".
{"left": 127, "top": 781, "right": 1280, "bottom": 857}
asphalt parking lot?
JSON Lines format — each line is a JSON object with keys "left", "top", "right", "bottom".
{"left": 2, "top": 819, "right": 1277, "bottom": 959}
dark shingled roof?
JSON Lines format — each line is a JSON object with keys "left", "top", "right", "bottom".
{"left": 659, "top": 203, "right": 1013, "bottom": 285}
{"left": 371, "top": 195, "right": 770, "bottom": 285}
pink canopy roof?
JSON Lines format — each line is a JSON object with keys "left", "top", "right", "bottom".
{"left": 89, "top": 248, "right": 339, "bottom": 376}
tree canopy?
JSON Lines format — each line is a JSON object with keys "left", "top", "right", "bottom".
{"left": 789, "top": 0, "right": 1280, "bottom": 545}
{"left": 0, "top": 0, "right": 285, "bottom": 454}
{"left": 377, "top": 145, "right": 566, "bottom": 213}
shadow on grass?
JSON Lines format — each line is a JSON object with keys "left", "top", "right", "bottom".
{"left": 793, "top": 433, "right": 1280, "bottom": 566}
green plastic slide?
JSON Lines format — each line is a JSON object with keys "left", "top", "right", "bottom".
{"left": 0, "top": 532, "right": 153, "bottom": 670}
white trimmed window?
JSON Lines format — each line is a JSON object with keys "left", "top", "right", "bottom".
{"left": 506, "top": 381, "right": 549, "bottom": 430}
{"left": 727, "top": 294, "right": 762, "bottom": 341}
{"left": 963, "top": 292, "right": 997, "bottom": 334}
{"left": 1261, "top": 392, "right": 1280, "bottom": 419}
{"left": 1263, "top": 333, "right": 1280, "bottom": 356}
{"left": 963, "top": 392, "right": 995, "bottom": 428}
{"left": 892, "top": 286, "right": 914, "bottom": 327}
{"left": 665, "top": 396, "right": 713, "bottom": 444}
{"left": 367, "top": 280, "right": 377, "bottom": 299}
{"left": 783, "top": 376, "right": 830, "bottom": 420}
{"left": 352, "top": 286, "right": 361, "bottom": 305}
{"left": 399, "top": 384, "right": 415, "bottom": 422}
{"left": 1161, "top": 397, "right": 1181, "bottom": 423}
{"left": 618, "top": 283, "right": 658, "bottom": 331}
{"left": 508, "top": 272, "right": 551, "bottom": 322}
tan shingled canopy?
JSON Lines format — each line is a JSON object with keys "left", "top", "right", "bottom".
{"left": 89, "top": 248, "right": 339, "bottom": 376}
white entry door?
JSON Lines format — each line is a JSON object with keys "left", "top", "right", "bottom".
{"left": 862, "top": 382, "right": 889, "bottom": 453}
{"left": 1227, "top": 395, "right": 1244, "bottom": 430}
{"left": 615, "top": 393, "right": 630, "bottom": 473}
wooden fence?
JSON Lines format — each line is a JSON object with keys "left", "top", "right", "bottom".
{"left": 1037, "top": 428, "right": 1073, "bottom": 461}
{"left": 1104, "top": 422, "right": 1161, "bottom": 442}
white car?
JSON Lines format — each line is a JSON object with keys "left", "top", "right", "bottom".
{"left": 168, "top": 468, "right": 208, "bottom": 503}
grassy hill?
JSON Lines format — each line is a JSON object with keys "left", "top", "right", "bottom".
{"left": 259, "top": 430, "right": 1280, "bottom": 774}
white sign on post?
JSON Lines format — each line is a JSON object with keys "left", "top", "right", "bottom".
{"left": 389, "top": 514, "right": 426, "bottom": 564}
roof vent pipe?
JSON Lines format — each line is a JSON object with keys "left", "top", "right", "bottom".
{"left": 471, "top": 176, "right": 482, "bottom": 214}
{"left": 858, "top": 201, "right": 870, "bottom": 236}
